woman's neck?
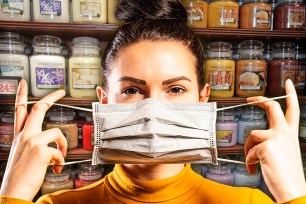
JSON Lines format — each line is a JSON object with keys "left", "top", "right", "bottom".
{"left": 122, "top": 164, "right": 185, "bottom": 181}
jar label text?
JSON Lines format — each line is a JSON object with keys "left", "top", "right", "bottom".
{"left": 208, "top": 70, "right": 233, "bottom": 90}
{"left": 186, "top": 6, "right": 204, "bottom": 21}
{"left": 80, "top": 2, "right": 101, "bottom": 17}
{"left": 0, "top": 77, "right": 20, "bottom": 95}
{"left": 1, "top": 0, "right": 24, "bottom": 14}
{"left": 220, "top": 7, "right": 237, "bottom": 24}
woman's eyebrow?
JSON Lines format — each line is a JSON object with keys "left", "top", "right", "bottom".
{"left": 118, "top": 76, "right": 146, "bottom": 85}
{"left": 162, "top": 76, "right": 192, "bottom": 85}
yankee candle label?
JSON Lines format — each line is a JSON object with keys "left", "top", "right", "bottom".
{"left": 0, "top": 77, "right": 20, "bottom": 95}
{"left": 36, "top": 67, "right": 65, "bottom": 89}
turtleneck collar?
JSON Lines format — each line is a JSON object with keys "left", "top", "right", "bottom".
{"left": 104, "top": 164, "right": 203, "bottom": 203}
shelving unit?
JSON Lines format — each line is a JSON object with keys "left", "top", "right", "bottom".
{"left": 1, "top": 21, "right": 306, "bottom": 160}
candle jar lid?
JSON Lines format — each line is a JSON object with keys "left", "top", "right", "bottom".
{"left": 32, "top": 35, "right": 62, "bottom": 55}
{"left": 0, "top": 32, "right": 26, "bottom": 53}
{"left": 277, "top": 0, "right": 303, "bottom": 4}
{"left": 239, "top": 40, "right": 264, "bottom": 59}
{"left": 85, "top": 116, "right": 93, "bottom": 122}
{"left": 45, "top": 167, "right": 71, "bottom": 182}
{"left": 78, "top": 162, "right": 103, "bottom": 181}
{"left": 71, "top": 37, "right": 100, "bottom": 56}
{"left": 217, "top": 109, "right": 235, "bottom": 121}
{"left": 243, "top": 0, "right": 270, "bottom": 2}
{"left": 207, "top": 162, "right": 232, "bottom": 174}
{"left": 272, "top": 42, "right": 296, "bottom": 59}
{"left": 240, "top": 106, "right": 265, "bottom": 119}
{"left": 207, "top": 42, "right": 233, "bottom": 58}
{"left": 48, "top": 108, "right": 76, "bottom": 122}
{"left": 0, "top": 112, "right": 14, "bottom": 124}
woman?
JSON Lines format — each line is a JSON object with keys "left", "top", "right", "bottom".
{"left": 1, "top": 0, "right": 306, "bottom": 203}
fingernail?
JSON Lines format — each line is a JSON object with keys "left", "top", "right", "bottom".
{"left": 286, "top": 79, "right": 293, "bottom": 86}
{"left": 19, "top": 79, "right": 25, "bottom": 88}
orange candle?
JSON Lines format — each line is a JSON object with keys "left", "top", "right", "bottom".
{"left": 183, "top": 0, "right": 208, "bottom": 28}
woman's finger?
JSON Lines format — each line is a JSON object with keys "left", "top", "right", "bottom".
{"left": 45, "top": 147, "right": 65, "bottom": 174}
{"left": 23, "top": 90, "right": 66, "bottom": 138}
{"left": 284, "top": 79, "right": 300, "bottom": 130}
{"left": 14, "top": 80, "right": 28, "bottom": 138}
{"left": 245, "top": 144, "right": 262, "bottom": 175}
{"left": 244, "top": 129, "right": 273, "bottom": 155}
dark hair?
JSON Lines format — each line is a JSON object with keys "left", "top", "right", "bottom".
{"left": 102, "top": 0, "right": 205, "bottom": 89}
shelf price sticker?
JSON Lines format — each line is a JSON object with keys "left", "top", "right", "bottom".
{"left": 0, "top": 76, "right": 21, "bottom": 96}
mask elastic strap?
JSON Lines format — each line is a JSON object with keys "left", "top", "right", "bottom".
{"left": 15, "top": 101, "right": 93, "bottom": 112}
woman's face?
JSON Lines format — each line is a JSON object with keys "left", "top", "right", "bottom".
{"left": 98, "top": 40, "right": 210, "bottom": 104}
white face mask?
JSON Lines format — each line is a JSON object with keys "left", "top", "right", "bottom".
{"left": 91, "top": 98, "right": 218, "bottom": 165}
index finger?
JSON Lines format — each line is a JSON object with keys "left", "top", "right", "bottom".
{"left": 14, "top": 80, "right": 28, "bottom": 137}
{"left": 284, "top": 79, "right": 300, "bottom": 130}
{"left": 23, "top": 90, "right": 66, "bottom": 138}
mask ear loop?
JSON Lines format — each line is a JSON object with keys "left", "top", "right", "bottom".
{"left": 15, "top": 101, "right": 93, "bottom": 112}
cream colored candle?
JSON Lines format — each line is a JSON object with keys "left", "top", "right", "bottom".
{"left": 30, "top": 35, "right": 65, "bottom": 98}
{"left": 69, "top": 37, "right": 101, "bottom": 99}
{"left": 108, "top": 0, "right": 122, "bottom": 24}
{"left": 72, "top": 0, "right": 107, "bottom": 24}
{"left": 0, "top": 0, "right": 30, "bottom": 21}
{"left": 33, "top": 0, "right": 70, "bottom": 23}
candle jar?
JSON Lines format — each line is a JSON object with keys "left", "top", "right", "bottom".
{"left": 0, "top": 0, "right": 30, "bottom": 21}
{"left": 216, "top": 109, "right": 238, "bottom": 147}
{"left": 208, "top": 0, "right": 239, "bottom": 28}
{"left": 0, "top": 32, "right": 29, "bottom": 98}
{"left": 296, "top": 44, "right": 306, "bottom": 94}
{"left": 33, "top": 0, "right": 70, "bottom": 23}
{"left": 108, "top": 0, "right": 122, "bottom": 24}
{"left": 69, "top": 37, "right": 101, "bottom": 99}
{"left": 183, "top": 0, "right": 208, "bottom": 28}
{"left": 41, "top": 167, "right": 74, "bottom": 195}
{"left": 205, "top": 42, "right": 235, "bottom": 97}
{"left": 233, "top": 164, "right": 261, "bottom": 188}
{"left": 205, "top": 162, "right": 234, "bottom": 186}
{"left": 239, "top": 0, "right": 272, "bottom": 29}
{"left": 299, "top": 105, "right": 306, "bottom": 142}
{"left": 72, "top": 0, "right": 107, "bottom": 24}
{"left": 46, "top": 108, "right": 78, "bottom": 150}
{"left": 75, "top": 163, "right": 103, "bottom": 188}
{"left": 237, "top": 106, "right": 267, "bottom": 144}
{"left": 82, "top": 115, "right": 94, "bottom": 151}
{"left": 274, "top": 0, "right": 306, "bottom": 30}
{"left": 30, "top": 35, "right": 66, "bottom": 98}
{"left": 267, "top": 42, "right": 298, "bottom": 96}
{"left": 236, "top": 40, "right": 267, "bottom": 97}
{"left": 0, "top": 112, "right": 14, "bottom": 152}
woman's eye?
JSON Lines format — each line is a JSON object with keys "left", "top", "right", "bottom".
{"left": 122, "top": 87, "right": 141, "bottom": 95}
{"left": 168, "top": 87, "right": 185, "bottom": 95}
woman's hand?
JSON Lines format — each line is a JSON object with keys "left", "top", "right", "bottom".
{"left": 0, "top": 80, "right": 68, "bottom": 201}
{"left": 245, "top": 79, "right": 306, "bottom": 202}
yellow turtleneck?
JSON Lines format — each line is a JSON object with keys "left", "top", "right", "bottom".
{"left": 1, "top": 164, "right": 306, "bottom": 204}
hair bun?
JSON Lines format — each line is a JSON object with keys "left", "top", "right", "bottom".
{"left": 115, "top": 0, "right": 187, "bottom": 22}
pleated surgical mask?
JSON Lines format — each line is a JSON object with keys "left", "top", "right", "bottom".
{"left": 92, "top": 98, "right": 217, "bottom": 165}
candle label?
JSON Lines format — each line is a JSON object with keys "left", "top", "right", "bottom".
{"left": 280, "top": 64, "right": 298, "bottom": 88}
{"left": 39, "top": 0, "right": 62, "bottom": 16}
{"left": 72, "top": 68, "right": 100, "bottom": 89}
{"left": 80, "top": 2, "right": 101, "bottom": 17}
{"left": 186, "top": 6, "right": 204, "bottom": 21}
{"left": 255, "top": 10, "right": 270, "bottom": 25}
{"left": 243, "top": 125, "right": 266, "bottom": 142}
{"left": 1, "top": 0, "right": 24, "bottom": 14}
{"left": 289, "top": 9, "right": 305, "bottom": 27}
{"left": 216, "top": 130, "right": 232, "bottom": 143}
{"left": 208, "top": 70, "right": 233, "bottom": 90}
{"left": 238, "top": 63, "right": 265, "bottom": 90}
{"left": 0, "top": 76, "right": 21, "bottom": 95}
{"left": 35, "top": 67, "right": 65, "bottom": 89}
{"left": 0, "top": 134, "right": 14, "bottom": 146}
{"left": 0, "top": 65, "right": 24, "bottom": 77}
{"left": 220, "top": 7, "right": 237, "bottom": 24}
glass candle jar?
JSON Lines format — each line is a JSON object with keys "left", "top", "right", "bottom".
{"left": 76, "top": 111, "right": 87, "bottom": 148}
{"left": 267, "top": 42, "right": 298, "bottom": 96}
{"left": 0, "top": 0, "right": 30, "bottom": 21}
{"left": 0, "top": 32, "right": 29, "bottom": 98}
{"left": 205, "top": 162, "right": 234, "bottom": 186}
{"left": 46, "top": 108, "right": 78, "bottom": 150}
{"left": 41, "top": 167, "right": 74, "bottom": 195}
{"left": 183, "top": 0, "right": 208, "bottom": 28}
{"left": 237, "top": 106, "right": 267, "bottom": 144}
{"left": 30, "top": 35, "right": 66, "bottom": 98}
{"left": 72, "top": 0, "right": 107, "bottom": 24}
{"left": 239, "top": 0, "right": 272, "bottom": 29}
{"left": 299, "top": 105, "right": 306, "bottom": 142}
{"left": 75, "top": 163, "right": 103, "bottom": 188}
{"left": 236, "top": 40, "right": 266, "bottom": 97}
{"left": 0, "top": 112, "right": 14, "bottom": 152}
{"left": 33, "top": 0, "right": 70, "bottom": 23}
{"left": 296, "top": 44, "right": 306, "bottom": 94}
{"left": 82, "top": 115, "right": 94, "bottom": 151}
{"left": 208, "top": 0, "right": 239, "bottom": 28}
{"left": 233, "top": 164, "right": 261, "bottom": 188}
{"left": 216, "top": 109, "right": 238, "bottom": 147}
{"left": 69, "top": 37, "right": 101, "bottom": 99}
{"left": 205, "top": 42, "right": 235, "bottom": 97}
{"left": 274, "top": 0, "right": 306, "bottom": 30}
{"left": 108, "top": 0, "right": 122, "bottom": 24}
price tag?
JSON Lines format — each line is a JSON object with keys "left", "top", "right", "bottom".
{"left": 0, "top": 76, "right": 21, "bottom": 98}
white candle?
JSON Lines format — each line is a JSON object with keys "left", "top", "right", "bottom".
{"left": 72, "top": 0, "right": 107, "bottom": 23}
{"left": 0, "top": 0, "right": 30, "bottom": 21}
{"left": 33, "top": 0, "right": 70, "bottom": 23}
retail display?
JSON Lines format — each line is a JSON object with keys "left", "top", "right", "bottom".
{"left": 72, "top": 0, "right": 107, "bottom": 24}
{"left": 233, "top": 164, "right": 261, "bottom": 188}
{"left": 0, "top": 111, "right": 14, "bottom": 152}
{"left": 216, "top": 109, "right": 238, "bottom": 147}
{"left": 0, "top": 32, "right": 29, "bottom": 97}
{"left": 33, "top": 0, "right": 70, "bottom": 23}
{"left": 75, "top": 163, "right": 103, "bottom": 188}
{"left": 205, "top": 42, "right": 235, "bottom": 97}
{"left": 82, "top": 115, "right": 94, "bottom": 151}
{"left": 205, "top": 162, "right": 234, "bottom": 185}
{"left": 183, "top": 0, "right": 208, "bottom": 28}
{"left": 0, "top": 0, "right": 30, "bottom": 21}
